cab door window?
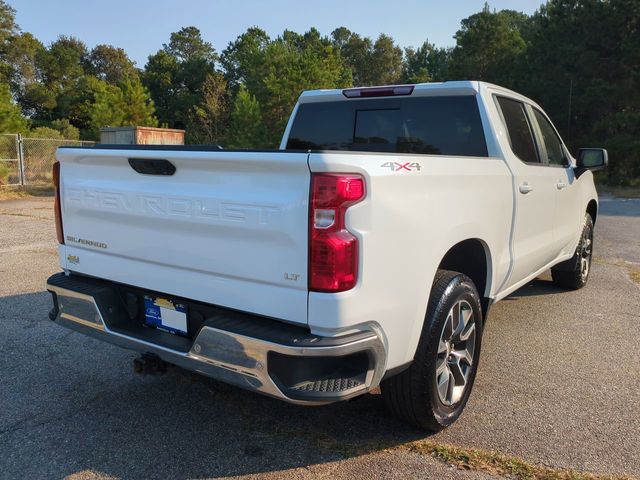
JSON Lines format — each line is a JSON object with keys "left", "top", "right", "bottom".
{"left": 532, "top": 109, "right": 566, "bottom": 166}
{"left": 495, "top": 97, "right": 539, "bottom": 164}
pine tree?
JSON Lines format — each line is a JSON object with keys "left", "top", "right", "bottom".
{"left": 226, "top": 86, "right": 268, "bottom": 149}
{"left": 0, "top": 82, "right": 27, "bottom": 133}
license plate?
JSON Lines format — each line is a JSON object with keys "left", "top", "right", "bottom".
{"left": 143, "top": 295, "right": 188, "bottom": 336}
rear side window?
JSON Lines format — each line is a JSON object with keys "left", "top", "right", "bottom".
{"left": 286, "top": 96, "right": 488, "bottom": 157}
{"left": 532, "top": 109, "right": 566, "bottom": 166}
{"left": 496, "top": 97, "right": 539, "bottom": 164}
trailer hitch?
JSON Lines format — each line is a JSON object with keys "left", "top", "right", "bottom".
{"left": 133, "top": 353, "right": 172, "bottom": 376}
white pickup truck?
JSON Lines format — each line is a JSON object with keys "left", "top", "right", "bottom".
{"left": 46, "top": 81, "right": 607, "bottom": 430}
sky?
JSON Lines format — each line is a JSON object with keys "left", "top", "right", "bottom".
{"left": 10, "top": 0, "right": 543, "bottom": 67}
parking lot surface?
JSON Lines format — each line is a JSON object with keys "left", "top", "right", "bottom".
{"left": 1, "top": 196, "right": 638, "bottom": 479}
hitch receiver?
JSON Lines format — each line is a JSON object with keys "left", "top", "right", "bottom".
{"left": 133, "top": 353, "right": 172, "bottom": 376}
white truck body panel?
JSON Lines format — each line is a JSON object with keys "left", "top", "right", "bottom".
{"left": 56, "top": 149, "right": 311, "bottom": 323}
{"left": 307, "top": 151, "right": 513, "bottom": 368}
{"left": 53, "top": 80, "right": 599, "bottom": 375}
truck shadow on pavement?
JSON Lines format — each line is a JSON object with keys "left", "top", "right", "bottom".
{"left": 503, "top": 277, "right": 566, "bottom": 299}
{"left": 0, "top": 283, "right": 546, "bottom": 479}
{"left": 1, "top": 291, "right": 429, "bottom": 478}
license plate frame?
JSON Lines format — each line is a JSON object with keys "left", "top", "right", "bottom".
{"left": 143, "top": 295, "right": 188, "bottom": 336}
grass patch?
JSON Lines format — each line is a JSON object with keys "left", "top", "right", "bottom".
{"left": 627, "top": 266, "right": 640, "bottom": 285}
{"left": 402, "top": 440, "right": 632, "bottom": 480}
{"left": 267, "top": 427, "right": 633, "bottom": 479}
{"left": 0, "top": 185, "right": 54, "bottom": 201}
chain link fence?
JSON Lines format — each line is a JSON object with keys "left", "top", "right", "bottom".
{"left": 0, "top": 134, "right": 95, "bottom": 187}
{"left": 0, "top": 134, "right": 21, "bottom": 186}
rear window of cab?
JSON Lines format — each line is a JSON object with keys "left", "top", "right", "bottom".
{"left": 286, "top": 95, "right": 488, "bottom": 157}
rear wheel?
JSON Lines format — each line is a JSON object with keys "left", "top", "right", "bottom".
{"left": 381, "top": 270, "right": 483, "bottom": 431}
{"left": 551, "top": 214, "right": 594, "bottom": 290}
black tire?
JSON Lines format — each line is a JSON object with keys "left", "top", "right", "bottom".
{"left": 551, "top": 214, "right": 594, "bottom": 290}
{"left": 381, "top": 270, "right": 483, "bottom": 431}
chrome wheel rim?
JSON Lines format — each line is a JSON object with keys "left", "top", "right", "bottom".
{"left": 580, "top": 224, "right": 593, "bottom": 281}
{"left": 436, "top": 299, "right": 476, "bottom": 406}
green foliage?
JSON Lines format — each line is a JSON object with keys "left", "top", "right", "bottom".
{"left": 49, "top": 118, "right": 80, "bottom": 140}
{"left": 87, "top": 76, "right": 157, "bottom": 139}
{"left": 0, "top": 1, "right": 637, "bottom": 185}
{"left": 5, "top": 32, "right": 44, "bottom": 94}
{"left": 519, "top": 0, "right": 640, "bottom": 185}
{"left": 220, "top": 27, "right": 270, "bottom": 91}
{"left": 0, "top": 82, "right": 27, "bottom": 133}
{"left": 164, "top": 26, "right": 217, "bottom": 63}
{"left": 222, "top": 28, "right": 351, "bottom": 144}
{"left": 39, "top": 36, "right": 88, "bottom": 89}
{"left": 260, "top": 30, "right": 352, "bottom": 143}
{"left": 120, "top": 76, "right": 157, "bottom": 127}
{"left": 0, "top": 0, "right": 17, "bottom": 47}
{"left": 226, "top": 86, "right": 268, "bottom": 149}
{"left": 86, "top": 44, "right": 137, "bottom": 84}
{"left": 402, "top": 42, "right": 451, "bottom": 83}
{"left": 186, "top": 72, "right": 229, "bottom": 144}
{"left": 144, "top": 26, "right": 217, "bottom": 129}
{"left": 28, "top": 126, "right": 64, "bottom": 139}
{"left": 331, "top": 28, "right": 403, "bottom": 86}
{"left": 448, "top": 7, "right": 528, "bottom": 85}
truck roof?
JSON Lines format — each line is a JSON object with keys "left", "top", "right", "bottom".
{"left": 298, "top": 81, "right": 540, "bottom": 109}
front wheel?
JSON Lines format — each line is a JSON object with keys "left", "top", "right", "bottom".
{"left": 551, "top": 214, "right": 594, "bottom": 290}
{"left": 381, "top": 270, "right": 483, "bottom": 431}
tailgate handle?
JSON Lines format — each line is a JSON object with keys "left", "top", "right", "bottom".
{"left": 128, "top": 158, "right": 176, "bottom": 176}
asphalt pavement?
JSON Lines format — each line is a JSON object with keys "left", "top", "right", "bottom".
{"left": 0, "top": 196, "right": 638, "bottom": 479}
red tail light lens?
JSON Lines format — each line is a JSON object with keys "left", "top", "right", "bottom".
{"left": 310, "top": 174, "right": 365, "bottom": 292}
{"left": 53, "top": 161, "right": 64, "bottom": 244}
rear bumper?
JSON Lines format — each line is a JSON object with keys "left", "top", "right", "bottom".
{"left": 46, "top": 273, "right": 386, "bottom": 405}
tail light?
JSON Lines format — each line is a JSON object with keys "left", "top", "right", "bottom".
{"left": 53, "top": 161, "right": 64, "bottom": 244}
{"left": 309, "top": 173, "right": 365, "bottom": 292}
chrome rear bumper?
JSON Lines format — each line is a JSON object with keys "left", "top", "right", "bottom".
{"left": 46, "top": 273, "right": 386, "bottom": 405}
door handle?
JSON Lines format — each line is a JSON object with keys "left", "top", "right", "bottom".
{"left": 519, "top": 182, "right": 533, "bottom": 194}
{"left": 556, "top": 181, "right": 567, "bottom": 190}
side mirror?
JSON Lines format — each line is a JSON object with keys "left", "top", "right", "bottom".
{"left": 577, "top": 148, "right": 608, "bottom": 172}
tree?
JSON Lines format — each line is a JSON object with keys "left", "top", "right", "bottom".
{"left": 0, "top": 0, "right": 18, "bottom": 82}
{"left": 331, "top": 29, "right": 403, "bottom": 86}
{"left": 403, "top": 42, "right": 451, "bottom": 83}
{"left": 258, "top": 30, "right": 352, "bottom": 143}
{"left": 144, "top": 27, "right": 217, "bottom": 129}
{"left": 52, "top": 74, "right": 155, "bottom": 139}
{"left": 120, "top": 76, "right": 157, "bottom": 127}
{"left": 448, "top": 6, "right": 528, "bottom": 86}
{"left": 0, "top": 82, "right": 27, "bottom": 133}
{"left": 331, "top": 28, "right": 372, "bottom": 86}
{"left": 39, "top": 36, "right": 88, "bottom": 88}
{"left": 143, "top": 49, "right": 179, "bottom": 125}
{"left": 221, "top": 27, "right": 270, "bottom": 91}
{"left": 49, "top": 118, "right": 80, "bottom": 140}
{"left": 164, "top": 26, "right": 217, "bottom": 63}
{"left": 187, "top": 72, "right": 229, "bottom": 144}
{"left": 521, "top": 0, "right": 640, "bottom": 185}
{"left": 5, "top": 33, "right": 44, "bottom": 92}
{"left": 226, "top": 86, "right": 267, "bottom": 149}
{"left": 86, "top": 44, "right": 137, "bottom": 84}
{"left": 0, "top": 0, "right": 17, "bottom": 47}
{"left": 369, "top": 34, "right": 403, "bottom": 85}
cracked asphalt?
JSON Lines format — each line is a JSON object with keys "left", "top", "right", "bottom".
{"left": 0, "top": 196, "right": 638, "bottom": 479}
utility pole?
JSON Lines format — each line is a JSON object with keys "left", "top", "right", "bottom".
{"left": 567, "top": 78, "right": 573, "bottom": 143}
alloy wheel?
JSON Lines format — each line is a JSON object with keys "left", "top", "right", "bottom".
{"left": 436, "top": 299, "right": 476, "bottom": 406}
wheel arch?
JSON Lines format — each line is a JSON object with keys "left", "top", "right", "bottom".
{"left": 437, "top": 238, "right": 493, "bottom": 317}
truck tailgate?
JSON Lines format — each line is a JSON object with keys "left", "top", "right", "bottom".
{"left": 56, "top": 148, "right": 310, "bottom": 324}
